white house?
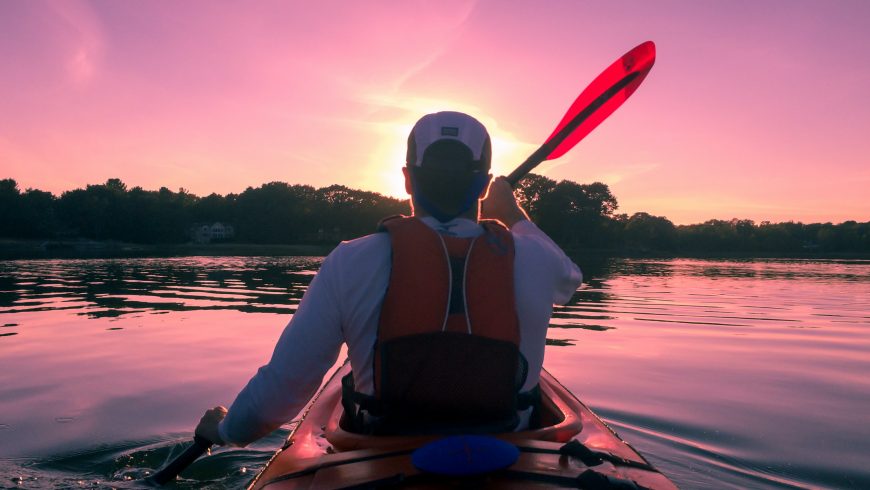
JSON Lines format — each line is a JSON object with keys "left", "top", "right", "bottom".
{"left": 192, "top": 222, "right": 235, "bottom": 243}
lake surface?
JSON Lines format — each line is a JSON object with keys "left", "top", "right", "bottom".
{"left": 0, "top": 256, "right": 868, "bottom": 489}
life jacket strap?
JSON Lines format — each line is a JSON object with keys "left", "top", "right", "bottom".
{"left": 341, "top": 372, "right": 386, "bottom": 434}
{"left": 517, "top": 384, "right": 541, "bottom": 411}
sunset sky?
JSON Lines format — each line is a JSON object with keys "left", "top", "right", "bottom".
{"left": 1, "top": 1, "right": 868, "bottom": 224}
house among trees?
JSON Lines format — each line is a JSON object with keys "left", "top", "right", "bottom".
{"left": 191, "top": 222, "right": 235, "bottom": 244}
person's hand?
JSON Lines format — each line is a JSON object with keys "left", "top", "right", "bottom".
{"left": 480, "top": 177, "right": 528, "bottom": 228}
{"left": 195, "top": 406, "right": 227, "bottom": 445}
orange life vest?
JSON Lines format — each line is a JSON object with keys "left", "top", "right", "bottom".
{"left": 343, "top": 216, "right": 531, "bottom": 435}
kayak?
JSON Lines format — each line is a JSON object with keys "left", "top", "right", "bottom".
{"left": 248, "top": 361, "right": 676, "bottom": 489}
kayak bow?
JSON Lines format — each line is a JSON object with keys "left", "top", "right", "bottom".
{"left": 248, "top": 361, "right": 675, "bottom": 489}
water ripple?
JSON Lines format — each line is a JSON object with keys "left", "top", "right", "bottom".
{"left": 0, "top": 256, "right": 321, "bottom": 319}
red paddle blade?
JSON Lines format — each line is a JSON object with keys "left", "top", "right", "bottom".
{"left": 544, "top": 41, "right": 656, "bottom": 161}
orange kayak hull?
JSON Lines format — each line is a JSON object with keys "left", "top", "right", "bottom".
{"left": 249, "top": 361, "right": 676, "bottom": 489}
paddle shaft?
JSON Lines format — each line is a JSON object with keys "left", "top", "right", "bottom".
{"left": 505, "top": 70, "right": 640, "bottom": 187}
{"left": 146, "top": 435, "right": 213, "bottom": 485}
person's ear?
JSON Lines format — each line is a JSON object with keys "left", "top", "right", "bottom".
{"left": 402, "top": 167, "right": 413, "bottom": 195}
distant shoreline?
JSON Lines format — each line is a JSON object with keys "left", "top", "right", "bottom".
{"left": 2, "top": 239, "right": 868, "bottom": 261}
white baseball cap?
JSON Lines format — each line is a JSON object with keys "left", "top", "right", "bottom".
{"left": 406, "top": 111, "right": 492, "bottom": 171}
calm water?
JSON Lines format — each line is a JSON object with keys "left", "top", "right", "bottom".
{"left": 0, "top": 257, "right": 868, "bottom": 489}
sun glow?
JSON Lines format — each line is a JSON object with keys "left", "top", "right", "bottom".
{"left": 489, "top": 133, "right": 538, "bottom": 179}
{"left": 361, "top": 119, "right": 415, "bottom": 199}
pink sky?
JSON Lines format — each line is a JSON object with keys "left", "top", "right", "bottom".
{"left": 1, "top": 1, "right": 868, "bottom": 225}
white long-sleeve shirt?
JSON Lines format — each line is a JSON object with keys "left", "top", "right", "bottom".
{"left": 218, "top": 216, "right": 582, "bottom": 446}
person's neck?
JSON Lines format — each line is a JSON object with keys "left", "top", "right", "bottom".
{"left": 410, "top": 201, "right": 479, "bottom": 222}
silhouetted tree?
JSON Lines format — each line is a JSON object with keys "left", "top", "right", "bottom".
{"left": 533, "top": 180, "right": 618, "bottom": 247}
{"left": 313, "top": 185, "right": 406, "bottom": 239}
{"left": 514, "top": 173, "right": 557, "bottom": 219}
{"left": 624, "top": 212, "right": 677, "bottom": 251}
{"left": 0, "top": 179, "right": 22, "bottom": 237}
{"left": 18, "top": 189, "right": 57, "bottom": 238}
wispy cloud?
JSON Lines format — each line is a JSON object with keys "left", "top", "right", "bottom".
{"left": 50, "top": 0, "right": 104, "bottom": 86}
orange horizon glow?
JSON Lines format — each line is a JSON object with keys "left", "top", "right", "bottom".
{"left": 2, "top": 1, "right": 869, "bottom": 225}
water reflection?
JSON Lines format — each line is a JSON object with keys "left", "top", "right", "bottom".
{"left": 0, "top": 257, "right": 322, "bottom": 320}
{"left": 548, "top": 258, "right": 870, "bottom": 340}
{"left": 599, "top": 257, "right": 870, "bottom": 283}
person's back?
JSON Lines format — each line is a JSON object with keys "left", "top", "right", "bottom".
{"left": 342, "top": 214, "right": 526, "bottom": 434}
{"left": 194, "top": 111, "right": 582, "bottom": 445}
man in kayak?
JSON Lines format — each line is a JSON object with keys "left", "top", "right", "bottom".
{"left": 196, "top": 111, "right": 582, "bottom": 444}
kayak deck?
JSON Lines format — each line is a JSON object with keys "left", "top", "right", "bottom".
{"left": 249, "top": 361, "right": 676, "bottom": 489}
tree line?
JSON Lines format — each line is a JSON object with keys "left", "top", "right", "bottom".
{"left": 0, "top": 178, "right": 406, "bottom": 244}
{"left": 513, "top": 174, "right": 869, "bottom": 254}
{"left": 1, "top": 176, "right": 867, "bottom": 254}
